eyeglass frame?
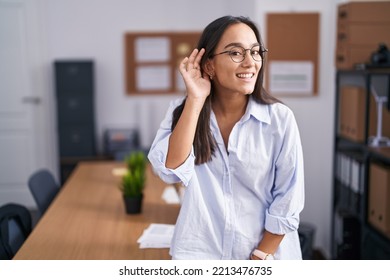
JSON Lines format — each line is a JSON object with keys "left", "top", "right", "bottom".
{"left": 211, "top": 45, "right": 268, "bottom": 63}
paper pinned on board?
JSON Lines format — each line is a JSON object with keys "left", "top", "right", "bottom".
{"left": 269, "top": 61, "right": 313, "bottom": 95}
{"left": 136, "top": 65, "right": 171, "bottom": 91}
{"left": 135, "top": 37, "right": 170, "bottom": 63}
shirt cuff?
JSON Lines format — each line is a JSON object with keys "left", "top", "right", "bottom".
{"left": 166, "top": 151, "right": 195, "bottom": 187}
{"left": 264, "top": 209, "right": 300, "bottom": 235}
{"left": 148, "top": 136, "right": 195, "bottom": 186}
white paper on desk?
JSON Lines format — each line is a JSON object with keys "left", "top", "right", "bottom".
{"left": 139, "top": 238, "right": 171, "bottom": 249}
{"left": 137, "top": 223, "right": 175, "bottom": 249}
{"left": 111, "top": 167, "right": 127, "bottom": 177}
{"left": 162, "top": 185, "right": 180, "bottom": 204}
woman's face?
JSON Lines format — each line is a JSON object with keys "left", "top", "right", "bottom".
{"left": 210, "top": 23, "right": 262, "bottom": 97}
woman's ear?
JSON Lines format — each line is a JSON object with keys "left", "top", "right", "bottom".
{"left": 203, "top": 59, "right": 214, "bottom": 80}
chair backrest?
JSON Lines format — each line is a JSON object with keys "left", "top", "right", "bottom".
{"left": 0, "top": 203, "right": 32, "bottom": 259}
{"left": 28, "top": 169, "right": 59, "bottom": 215}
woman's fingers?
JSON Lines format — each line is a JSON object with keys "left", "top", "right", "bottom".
{"left": 179, "top": 48, "right": 206, "bottom": 76}
{"left": 187, "top": 49, "right": 199, "bottom": 71}
{"left": 179, "top": 57, "right": 189, "bottom": 75}
{"left": 194, "top": 48, "right": 205, "bottom": 69}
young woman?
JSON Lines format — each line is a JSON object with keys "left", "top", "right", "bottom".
{"left": 148, "top": 15, "right": 304, "bottom": 260}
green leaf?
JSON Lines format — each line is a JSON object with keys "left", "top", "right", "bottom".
{"left": 120, "top": 150, "right": 147, "bottom": 197}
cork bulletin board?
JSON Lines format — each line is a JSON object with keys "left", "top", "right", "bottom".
{"left": 125, "top": 32, "right": 201, "bottom": 95}
{"left": 266, "top": 13, "right": 320, "bottom": 96}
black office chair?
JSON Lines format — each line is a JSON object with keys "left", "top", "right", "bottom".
{"left": 0, "top": 203, "right": 32, "bottom": 259}
{"left": 28, "top": 169, "right": 60, "bottom": 216}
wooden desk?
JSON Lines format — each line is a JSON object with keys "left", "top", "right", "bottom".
{"left": 14, "top": 161, "right": 180, "bottom": 260}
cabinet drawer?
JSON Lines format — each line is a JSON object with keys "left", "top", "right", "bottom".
{"left": 57, "top": 95, "right": 94, "bottom": 124}
{"left": 55, "top": 61, "right": 93, "bottom": 95}
{"left": 58, "top": 126, "right": 95, "bottom": 157}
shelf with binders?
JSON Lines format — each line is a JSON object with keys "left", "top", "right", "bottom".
{"left": 332, "top": 68, "right": 390, "bottom": 259}
{"left": 334, "top": 148, "right": 367, "bottom": 218}
{"left": 366, "top": 154, "right": 390, "bottom": 240}
{"left": 336, "top": 69, "right": 390, "bottom": 146}
{"left": 363, "top": 157, "right": 390, "bottom": 260}
{"left": 332, "top": 144, "right": 367, "bottom": 260}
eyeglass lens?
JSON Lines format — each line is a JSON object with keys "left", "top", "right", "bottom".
{"left": 229, "top": 46, "right": 264, "bottom": 62}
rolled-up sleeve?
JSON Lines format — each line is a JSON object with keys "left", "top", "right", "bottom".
{"left": 265, "top": 109, "right": 305, "bottom": 235}
{"left": 148, "top": 98, "right": 196, "bottom": 186}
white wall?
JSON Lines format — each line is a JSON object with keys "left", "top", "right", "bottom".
{"left": 44, "top": 0, "right": 337, "bottom": 258}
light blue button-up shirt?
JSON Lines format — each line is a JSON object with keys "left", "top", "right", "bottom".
{"left": 148, "top": 96, "right": 305, "bottom": 260}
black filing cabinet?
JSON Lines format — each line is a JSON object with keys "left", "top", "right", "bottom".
{"left": 55, "top": 61, "right": 96, "bottom": 183}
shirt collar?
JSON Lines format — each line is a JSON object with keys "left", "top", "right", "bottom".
{"left": 210, "top": 95, "right": 272, "bottom": 134}
{"left": 241, "top": 95, "right": 271, "bottom": 124}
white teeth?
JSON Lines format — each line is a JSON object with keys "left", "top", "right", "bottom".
{"left": 237, "top": 73, "right": 253, "bottom": 78}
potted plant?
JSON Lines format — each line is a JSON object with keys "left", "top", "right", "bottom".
{"left": 119, "top": 151, "right": 147, "bottom": 214}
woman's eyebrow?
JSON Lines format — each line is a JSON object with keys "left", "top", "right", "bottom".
{"left": 223, "top": 42, "right": 260, "bottom": 49}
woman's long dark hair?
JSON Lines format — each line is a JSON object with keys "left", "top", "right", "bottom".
{"left": 171, "top": 15, "right": 280, "bottom": 165}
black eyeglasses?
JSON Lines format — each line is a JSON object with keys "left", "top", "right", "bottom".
{"left": 212, "top": 45, "right": 268, "bottom": 63}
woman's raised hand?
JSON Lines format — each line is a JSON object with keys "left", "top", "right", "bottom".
{"left": 179, "top": 48, "right": 211, "bottom": 102}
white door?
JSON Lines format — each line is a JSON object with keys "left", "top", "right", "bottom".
{"left": 0, "top": 0, "right": 56, "bottom": 208}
